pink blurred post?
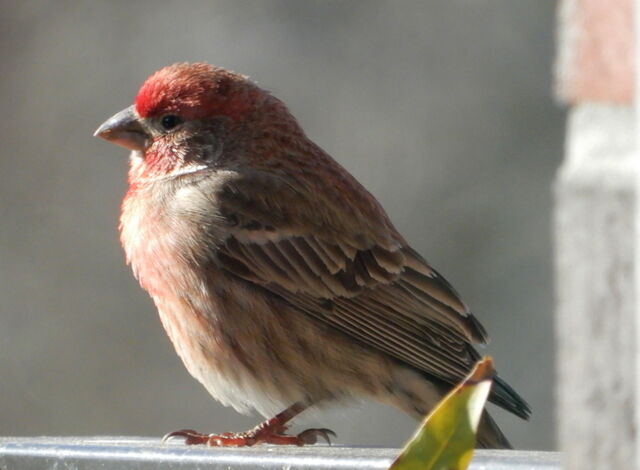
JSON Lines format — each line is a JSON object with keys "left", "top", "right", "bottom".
{"left": 555, "top": 0, "right": 636, "bottom": 468}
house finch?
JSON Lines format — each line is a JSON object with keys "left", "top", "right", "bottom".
{"left": 95, "top": 62, "right": 530, "bottom": 448}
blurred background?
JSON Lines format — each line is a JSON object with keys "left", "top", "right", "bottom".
{"left": 0, "top": 1, "right": 562, "bottom": 450}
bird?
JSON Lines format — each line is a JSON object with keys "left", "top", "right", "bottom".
{"left": 94, "top": 62, "right": 530, "bottom": 449}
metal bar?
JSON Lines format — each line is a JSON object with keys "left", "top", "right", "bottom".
{"left": 0, "top": 437, "right": 560, "bottom": 469}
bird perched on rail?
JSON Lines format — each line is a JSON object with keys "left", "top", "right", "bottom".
{"left": 95, "top": 62, "right": 530, "bottom": 448}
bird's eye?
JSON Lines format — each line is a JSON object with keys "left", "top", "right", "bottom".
{"left": 161, "top": 115, "right": 183, "bottom": 130}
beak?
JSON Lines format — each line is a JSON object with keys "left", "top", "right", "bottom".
{"left": 94, "top": 105, "right": 149, "bottom": 151}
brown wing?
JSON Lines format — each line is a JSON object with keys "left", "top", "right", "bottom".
{"left": 211, "top": 169, "right": 488, "bottom": 386}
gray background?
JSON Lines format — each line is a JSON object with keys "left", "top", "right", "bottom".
{"left": 0, "top": 1, "right": 562, "bottom": 451}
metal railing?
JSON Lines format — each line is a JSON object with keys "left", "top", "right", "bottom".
{"left": 0, "top": 437, "right": 560, "bottom": 469}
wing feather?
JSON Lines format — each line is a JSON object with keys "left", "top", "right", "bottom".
{"left": 212, "top": 171, "right": 489, "bottom": 386}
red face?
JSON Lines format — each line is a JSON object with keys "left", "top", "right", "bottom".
{"left": 95, "top": 63, "right": 261, "bottom": 181}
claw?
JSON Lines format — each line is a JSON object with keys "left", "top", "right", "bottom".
{"left": 160, "top": 402, "right": 332, "bottom": 447}
{"left": 161, "top": 426, "right": 337, "bottom": 447}
{"left": 162, "top": 429, "right": 210, "bottom": 445}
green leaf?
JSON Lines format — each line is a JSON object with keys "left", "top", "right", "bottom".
{"left": 388, "top": 357, "right": 495, "bottom": 470}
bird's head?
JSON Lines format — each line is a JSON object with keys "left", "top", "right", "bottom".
{"left": 95, "top": 63, "right": 297, "bottom": 182}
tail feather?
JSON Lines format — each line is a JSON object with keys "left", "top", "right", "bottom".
{"left": 389, "top": 367, "right": 526, "bottom": 449}
{"left": 490, "top": 375, "right": 531, "bottom": 420}
{"left": 477, "top": 410, "right": 512, "bottom": 449}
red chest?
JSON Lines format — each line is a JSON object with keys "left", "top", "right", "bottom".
{"left": 120, "top": 190, "right": 184, "bottom": 297}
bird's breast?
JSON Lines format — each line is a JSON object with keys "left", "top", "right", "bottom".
{"left": 118, "top": 183, "right": 232, "bottom": 387}
{"left": 120, "top": 183, "right": 215, "bottom": 296}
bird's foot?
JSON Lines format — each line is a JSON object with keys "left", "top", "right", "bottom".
{"left": 163, "top": 422, "right": 335, "bottom": 447}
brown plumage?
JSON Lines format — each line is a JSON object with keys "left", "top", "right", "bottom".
{"left": 95, "top": 62, "right": 530, "bottom": 448}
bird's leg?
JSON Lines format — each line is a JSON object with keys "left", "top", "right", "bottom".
{"left": 163, "top": 401, "right": 336, "bottom": 446}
